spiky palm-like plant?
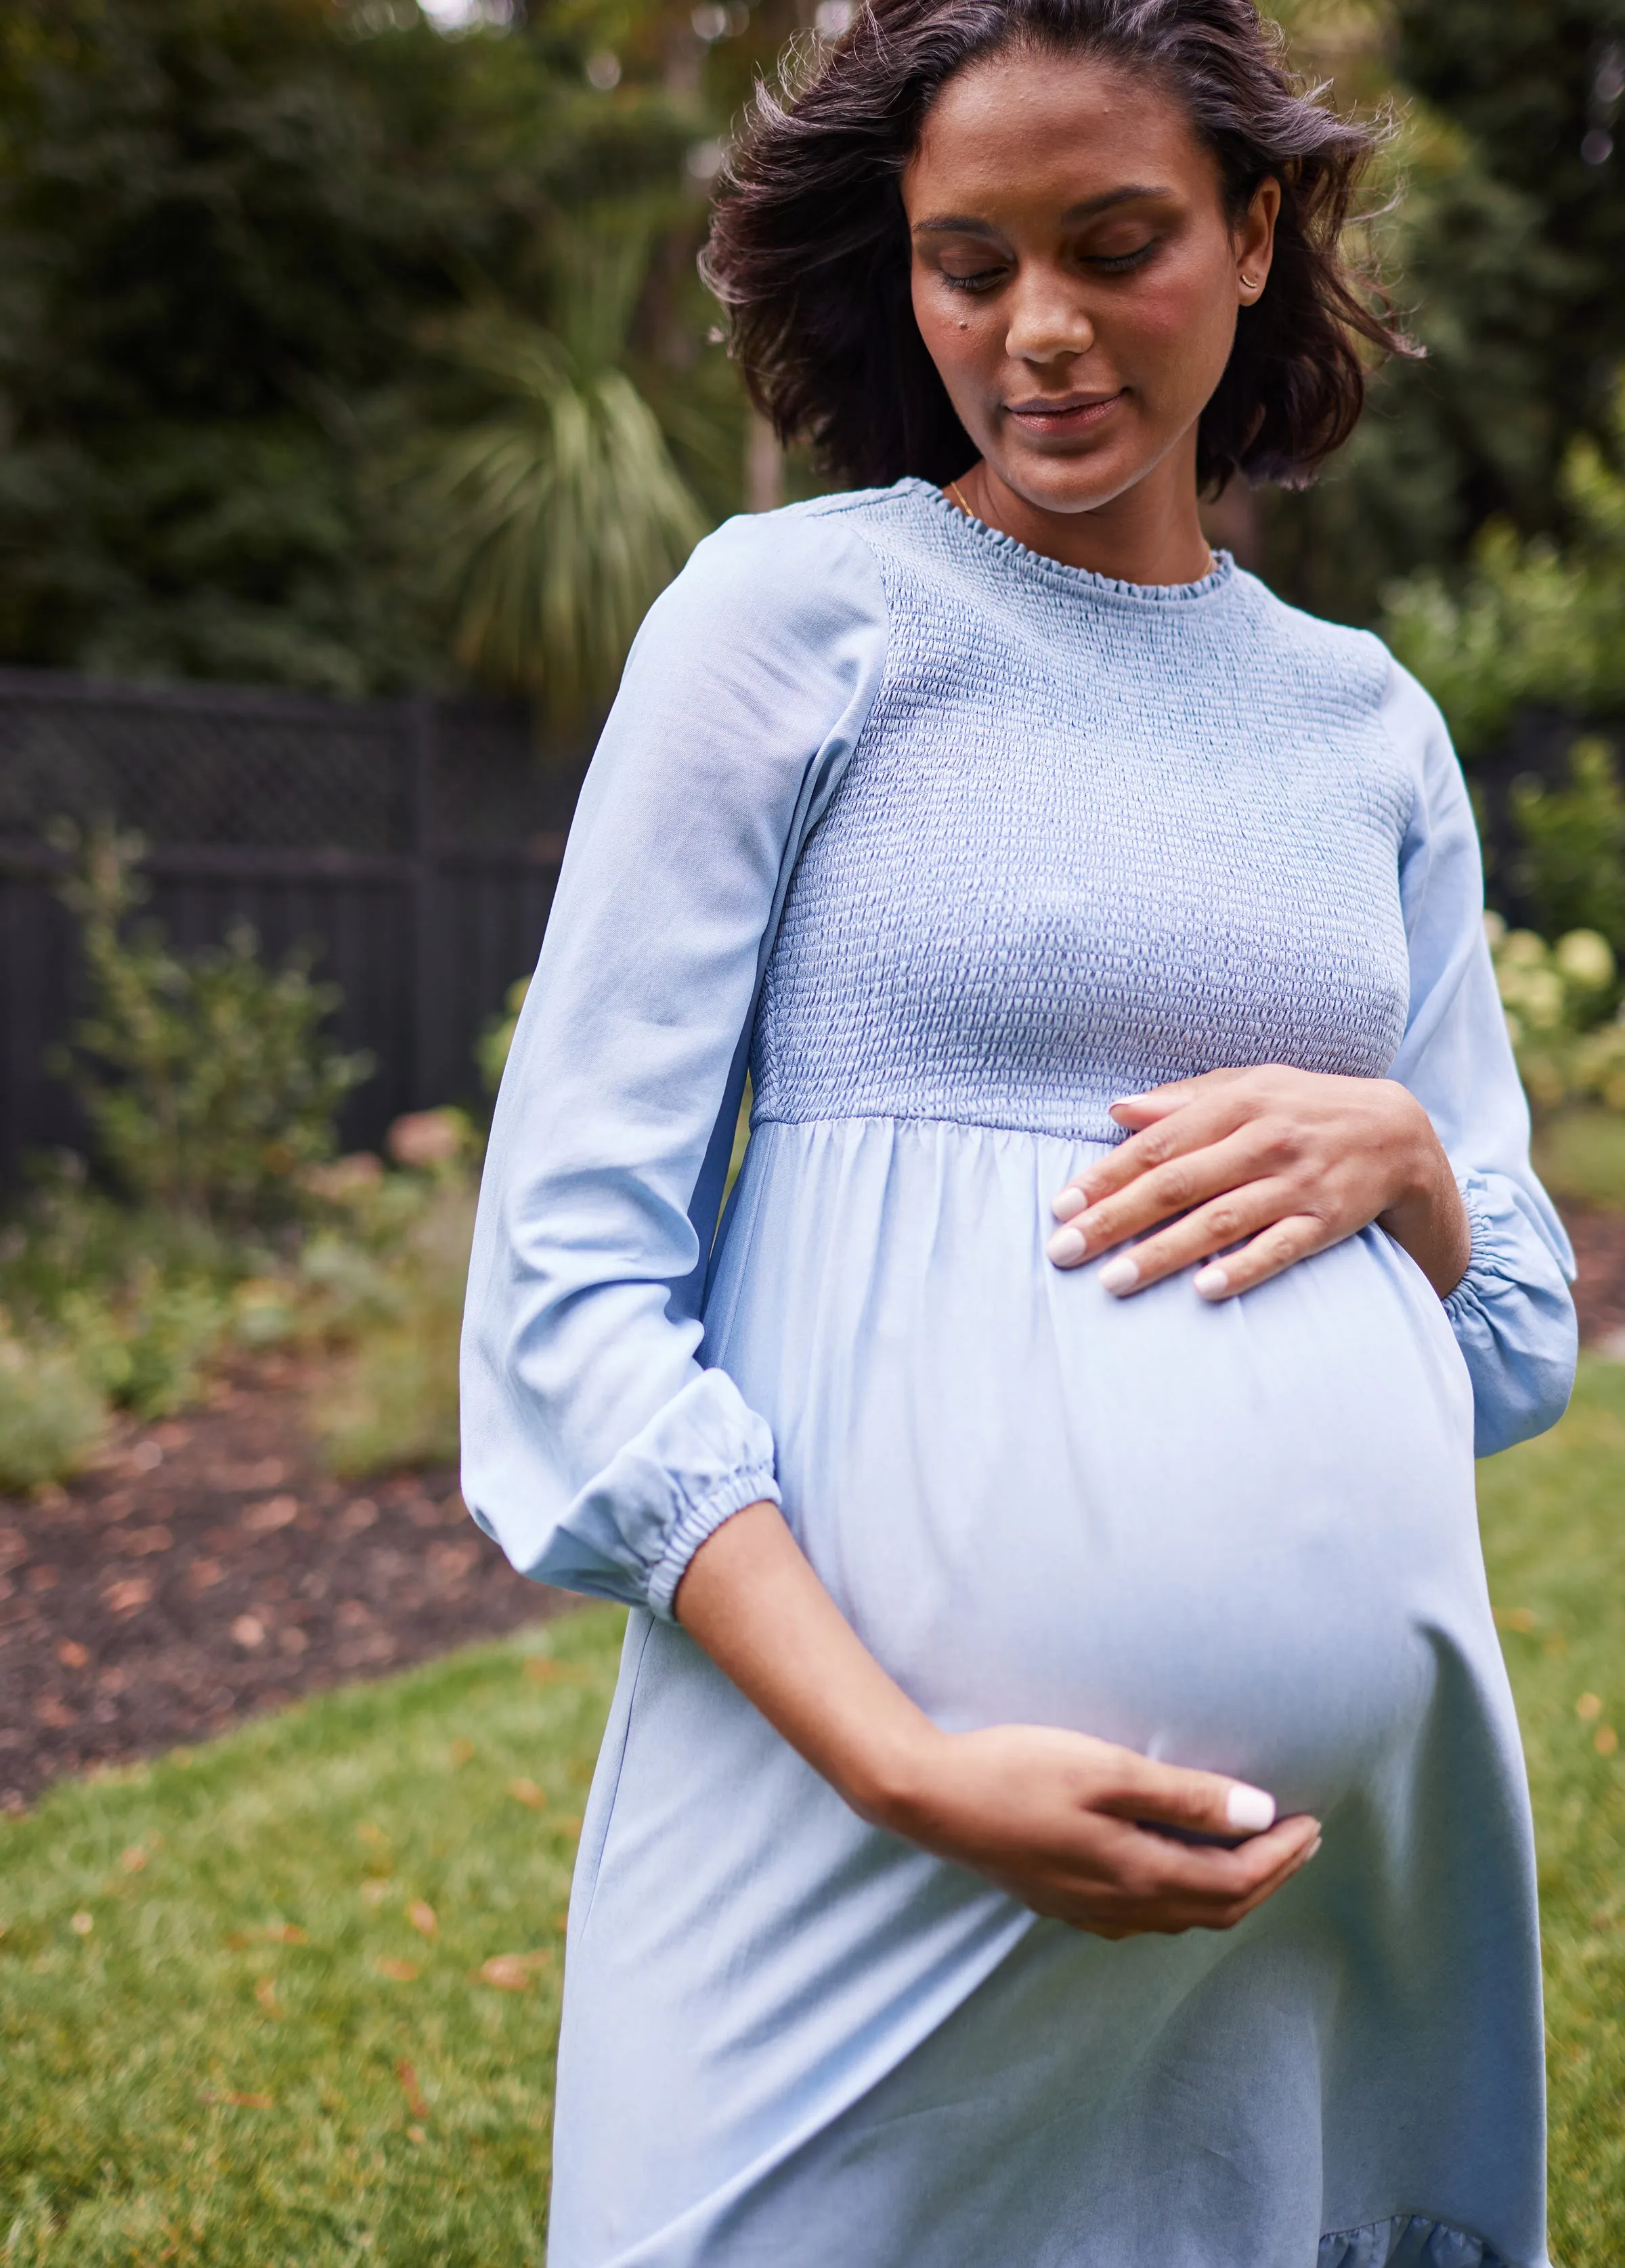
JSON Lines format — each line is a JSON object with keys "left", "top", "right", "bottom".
{"left": 417, "top": 233, "right": 710, "bottom": 723}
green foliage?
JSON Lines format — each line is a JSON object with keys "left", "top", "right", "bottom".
{"left": 1381, "top": 399, "right": 1625, "bottom": 752}
{"left": 407, "top": 283, "right": 708, "bottom": 723}
{"left": 1508, "top": 739, "right": 1625, "bottom": 945}
{"left": 1488, "top": 919, "right": 1625, "bottom": 1118}
{"left": 0, "top": 0, "right": 724, "bottom": 695}
{"left": 305, "top": 1144, "right": 477, "bottom": 1478}
{"left": 1263, "top": 1, "right": 1625, "bottom": 624}
{"left": 0, "top": 1327, "right": 105, "bottom": 1493}
{"left": 53, "top": 825, "right": 372, "bottom": 1227}
{"left": 475, "top": 976, "right": 530, "bottom": 1097}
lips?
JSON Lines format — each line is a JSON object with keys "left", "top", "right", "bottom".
{"left": 1005, "top": 390, "right": 1125, "bottom": 433}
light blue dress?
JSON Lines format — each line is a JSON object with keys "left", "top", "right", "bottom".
{"left": 461, "top": 479, "right": 1578, "bottom": 2268}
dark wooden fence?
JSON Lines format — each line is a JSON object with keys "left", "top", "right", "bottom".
{"left": 0, "top": 667, "right": 590, "bottom": 1188}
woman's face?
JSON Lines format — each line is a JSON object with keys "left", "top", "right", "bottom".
{"left": 903, "top": 47, "right": 1278, "bottom": 521}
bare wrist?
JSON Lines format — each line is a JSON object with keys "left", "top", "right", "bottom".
{"left": 836, "top": 1711, "right": 948, "bottom": 1832}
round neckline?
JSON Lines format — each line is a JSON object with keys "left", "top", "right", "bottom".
{"left": 907, "top": 477, "right": 1236, "bottom": 605}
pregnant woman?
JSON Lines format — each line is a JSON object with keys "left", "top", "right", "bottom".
{"left": 462, "top": 1, "right": 1578, "bottom": 2261}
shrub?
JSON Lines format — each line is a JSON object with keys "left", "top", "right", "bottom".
{"left": 1381, "top": 384, "right": 1625, "bottom": 756}
{"left": 0, "top": 1322, "right": 105, "bottom": 1491}
{"left": 51, "top": 824, "right": 373, "bottom": 1227}
{"left": 1488, "top": 918, "right": 1625, "bottom": 1116}
{"left": 1507, "top": 737, "right": 1625, "bottom": 953}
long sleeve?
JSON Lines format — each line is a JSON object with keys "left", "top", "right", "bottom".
{"left": 1382, "top": 657, "right": 1578, "bottom": 1456}
{"left": 459, "top": 504, "right": 889, "bottom": 1617}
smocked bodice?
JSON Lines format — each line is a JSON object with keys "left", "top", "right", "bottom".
{"left": 751, "top": 485, "right": 1415, "bottom": 1143}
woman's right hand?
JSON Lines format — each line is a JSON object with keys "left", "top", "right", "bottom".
{"left": 875, "top": 1722, "right": 1320, "bottom": 1938}
{"left": 675, "top": 1500, "right": 1321, "bottom": 1940}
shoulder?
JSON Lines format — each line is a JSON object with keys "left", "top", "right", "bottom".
{"left": 636, "top": 489, "right": 894, "bottom": 664}
{"left": 1226, "top": 569, "right": 1395, "bottom": 710}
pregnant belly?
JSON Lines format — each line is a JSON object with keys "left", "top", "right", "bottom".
{"left": 708, "top": 1118, "right": 1483, "bottom": 1817}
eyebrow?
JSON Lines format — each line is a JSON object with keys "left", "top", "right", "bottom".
{"left": 911, "top": 185, "right": 1172, "bottom": 236}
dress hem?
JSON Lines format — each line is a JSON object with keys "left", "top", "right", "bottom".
{"left": 1318, "top": 2208, "right": 1529, "bottom": 2267}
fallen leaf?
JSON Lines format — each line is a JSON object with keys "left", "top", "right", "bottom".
{"left": 244, "top": 1496, "right": 301, "bottom": 1534}
{"left": 231, "top": 1615, "right": 266, "bottom": 1649}
{"left": 360, "top": 1878, "right": 393, "bottom": 1905}
{"left": 129, "top": 1440, "right": 164, "bottom": 1474}
{"left": 508, "top": 1778, "right": 546, "bottom": 1810}
{"left": 397, "top": 2060, "right": 430, "bottom": 2118}
{"left": 1577, "top": 1692, "right": 1603, "bottom": 1720}
{"left": 477, "top": 1950, "right": 551, "bottom": 1992}
{"left": 1598, "top": 1726, "right": 1620, "bottom": 1758}
{"left": 105, "top": 1577, "right": 154, "bottom": 1616}
{"left": 267, "top": 1922, "right": 307, "bottom": 1944}
{"left": 189, "top": 1558, "right": 223, "bottom": 1591}
{"left": 1494, "top": 1607, "right": 1538, "bottom": 1634}
{"left": 223, "top": 1932, "right": 252, "bottom": 1950}
{"left": 56, "top": 1640, "right": 89, "bottom": 1670}
{"left": 277, "top": 1626, "right": 309, "bottom": 1655}
{"left": 35, "top": 1697, "right": 76, "bottom": 1728}
{"left": 522, "top": 1657, "right": 561, "bottom": 1684}
{"left": 407, "top": 1900, "right": 438, "bottom": 1937}
{"left": 357, "top": 1821, "right": 386, "bottom": 1846}
{"left": 70, "top": 1911, "right": 94, "bottom": 1936}
{"left": 448, "top": 1738, "right": 475, "bottom": 1766}
{"left": 255, "top": 1977, "right": 281, "bottom": 2016}
{"left": 376, "top": 1957, "right": 419, "bottom": 1982}
{"left": 407, "top": 2122, "right": 427, "bottom": 2145}
{"left": 119, "top": 1847, "right": 147, "bottom": 1874}
{"left": 126, "top": 1525, "right": 174, "bottom": 1556}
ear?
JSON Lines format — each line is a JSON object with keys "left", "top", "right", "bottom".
{"left": 1236, "top": 176, "right": 1281, "bottom": 305}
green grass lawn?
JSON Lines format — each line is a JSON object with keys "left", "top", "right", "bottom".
{"left": 2, "top": 1363, "right": 1622, "bottom": 2267}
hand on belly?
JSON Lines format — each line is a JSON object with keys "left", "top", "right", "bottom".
{"left": 1045, "top": 1062, "right": 1471, "bottom": 1302}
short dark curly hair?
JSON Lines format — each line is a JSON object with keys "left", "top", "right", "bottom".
{"left": 701, "top": 0, "right": 1409, "bottom": 495}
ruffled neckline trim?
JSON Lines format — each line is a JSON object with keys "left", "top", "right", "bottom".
{"left": 905, "top": 476, "right": 1237, "bottom": 606}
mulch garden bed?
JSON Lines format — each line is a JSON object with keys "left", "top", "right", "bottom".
{"left": 0, "top": 1353, "right": 563, "bottom": 1814}
{"left": 4, "top": 1200, "right": 1624, "bottom": 1816}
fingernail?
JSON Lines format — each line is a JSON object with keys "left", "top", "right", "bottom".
{"left": 1098, "top": 1254, "right": 1138, "bottom": 1295}
{"left": 1301, "top": 1833, "right": 1323, "bottom": 1862}
{"left": 1051, "top": 1186, "right": 1087, "bottom": 1222}
{"left": 1047, "top": 1225, "right": 1087, "bottom": 1267}
{"left": 1193, "top": 1263, "right": 1228, "bottom": 1300}
{"left": 1111, "top": 1095, "right": 1148, "bottom": 1110}
{"left": 1225, "top": 1782, "right": 1276, "bottom": 1834}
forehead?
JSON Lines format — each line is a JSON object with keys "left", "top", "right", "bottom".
{"left": 904, "top": 47, "right": 1214, "bottom": 212}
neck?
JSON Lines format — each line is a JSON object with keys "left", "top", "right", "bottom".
{"left": 951, "top": 449, "right": 1215, "bottom": 588}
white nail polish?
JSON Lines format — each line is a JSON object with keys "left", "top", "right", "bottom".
{"left": 1098, "top": 1255, "right": 1138, "bottom": 1295}
{"left": 1193, "top": 1263, "right": 1228, "bottom": 1299}
{"left": 1051, "top": 1186, "right": 1087, "bottom": 1222}
{"left": 1225, "top": 1783, "right": 1276, "bottom": 1835}
{"left": 1046, "top": 1225, "right": 1087, "bottom": 1267}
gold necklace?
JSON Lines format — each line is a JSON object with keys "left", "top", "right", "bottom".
{"left": 945, "top": 476, "right": 975, "bottom": 520}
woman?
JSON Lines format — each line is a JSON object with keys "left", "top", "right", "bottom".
{"left": 462, "top": 0, "right": 1577, "bottom": 2260}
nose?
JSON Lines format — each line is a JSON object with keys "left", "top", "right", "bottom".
{"left": 1004, "top": 267, "right": 1095, "bottom": 364}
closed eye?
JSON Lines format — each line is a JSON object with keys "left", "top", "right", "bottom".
{"left": 1088, "top": 240, "right": 1157, "bottom": 273}
{"left": 940, "top": 266, "right": 1010, "bottom": 295}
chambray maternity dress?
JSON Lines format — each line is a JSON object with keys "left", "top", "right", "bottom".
{"left": 461, "top": 479, "right": 1578, "bottom": 2268}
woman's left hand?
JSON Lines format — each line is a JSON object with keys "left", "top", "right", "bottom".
{"left": 1046, "top": 1066, "right": 1471, "bottom": 1303}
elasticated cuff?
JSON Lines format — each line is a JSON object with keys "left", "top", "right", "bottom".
{"left": 645, "top": 1462, "right": 782, "bottom": 1623}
